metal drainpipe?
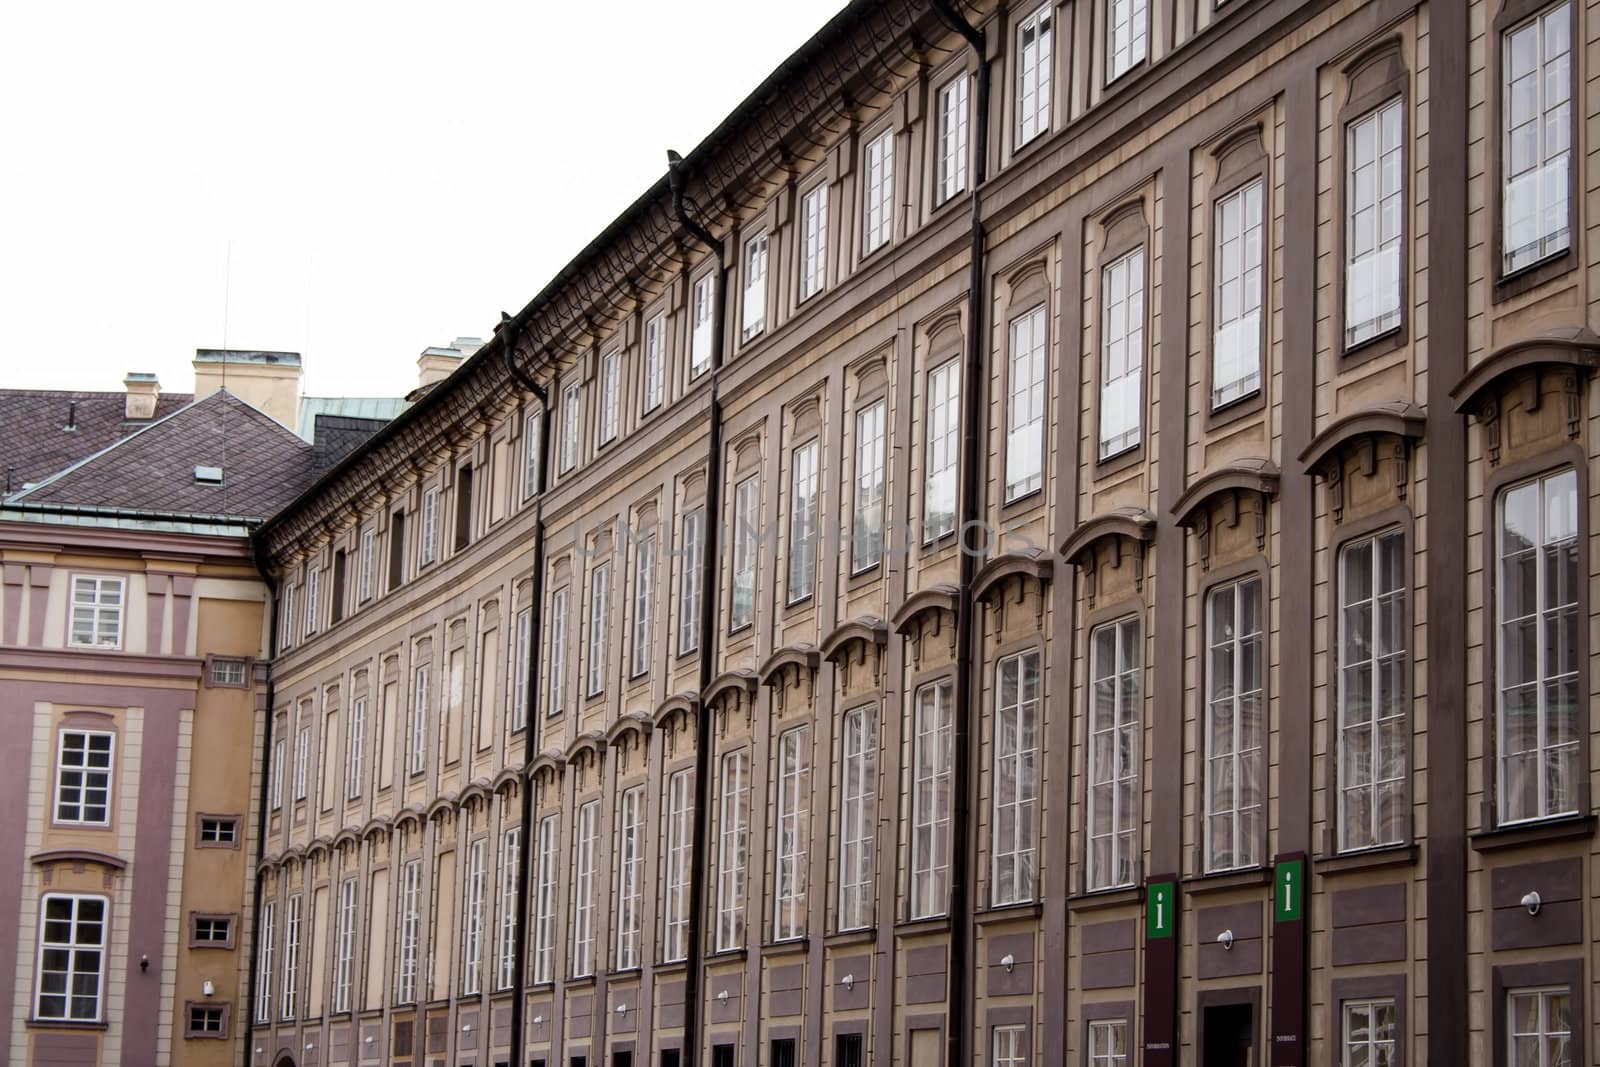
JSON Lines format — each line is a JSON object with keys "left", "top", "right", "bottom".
{"left": 931, "top": 5, "right": 990, "bottom": 1067}
{"left": 244, "top": 539, "right": 280, "bottom": 1067}
{"left": 502, "top": 328, "right": 551, "bottom": 1067}
{"left": 668, "top": 149, "right": 727, "bottom": 1067}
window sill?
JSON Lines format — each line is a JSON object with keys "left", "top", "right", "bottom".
{"left": 824, "top": 928, "right": 877, "bottom": 948}
{"left": 1094, "top": 442, "right": 1145, "bottom": 479}
{"left": 1181, "top": 866, "right": 1269, "bottom": 896}
{"left": 1470, "top": 814, "right": 1595, "bottom": 854}
{"left": 1067, "top": 885, "right": 1143, "bottom": 913}
{"left": 653, "top": 960, "right": 689, "bottom": 975}
{"left": 1313, "top": 844, "right": 1417, "bottom": 877}
{"left": 761, "top": 937, "right": 809, "bottom": 958}
{"left": 894, "top": 915, "right": 950, "bottom": 937}
{"left": 707, "top": 947, "right": 748, "bottom": 963}
{"left": 564, "top": 975, "right": 596, "bottom": 990}
{"left": 1493, "top": 247, "right": 1576, "bottom": 303}
{"left": 975, "top": 901, "right": 1041, "bottom": 925}
{"left": 26, "top": 1018, "right": 108, "bottom": 1032}
{"left": 1204, "top": 387, "right": 1265, "bottom": 432}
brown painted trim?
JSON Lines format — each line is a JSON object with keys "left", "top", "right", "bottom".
{"left": 1449, "top": 328, "right": 1600, "bottom": 414}
{"left": 189, "top": 911, "right": 240, "bottom": 950}
{"left": 1314, "top": 844, "right": 1417, "bottom": 877}
{"left": 1470, "top": 814, "right": 1596, "bottom": 853}
{"left": 1489, "top": 959, "right": 1586, "bottom": 1067}
{"left": 30, "top": 848, "right": 127, "bottom": 870}
{"left": 1328, "top": 974, "right": 1407, "bottom": 1067}
{"left": 194, "top": 811, "right": 244, "bottom": 850}
{"left": 1171, "top": 460, "right": 1280, "bottom": 528}
{"left": 1297, "top": 402, "right": 1426, "bottom": 473}
{"left": 0, "top": 646, "right": 206, "bottom": 680}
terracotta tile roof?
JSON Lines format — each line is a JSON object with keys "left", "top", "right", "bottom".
{"left": 15, "top": 391, "right": 318, "bottom": 520}
{"left": 0, "top": 388, "right": 194, "bottom": 494}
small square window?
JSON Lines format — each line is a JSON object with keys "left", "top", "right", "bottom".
{"left": 208, "top": 658, "right": 247, "bottom": 687}
{"left": 186, "top": 1003, "right": 228, "bottom": 1038}
{"left": 198, "top": 816, "right": 239, "bottom": 847}
{"left": 192, "top": 915, "right": 233, "bottom": 945}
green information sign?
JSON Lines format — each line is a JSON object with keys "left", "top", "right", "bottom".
{"left": 1146, "top": 880, "right": 1175, "bottom": 939}
{"left": 1274, "top": 859, "right": 1304, "bottom": 923}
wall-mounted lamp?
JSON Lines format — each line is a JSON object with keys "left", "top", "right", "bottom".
{"left": 202, "top": 980, "right": 215, "bottom": 997}
{"left": 254, "top": 1049, "right": 264, "bottom": 1056}
{"left": 461, "top": 1024, "right": 472, "bottom": 1034}
{"left": 139, "top": 955, "right": 149, "bottom": 973}
{"left": 841, "top": 973, "right": 855, "bottom": 991}
{"left": 532, "top": 1014, "right": 544, "bottom": 1026}
{"left": 305, "top": 1042, "right": 315, "bottom": 1051}
{"left": 1217, "top": 929, "right": 1235, "bottom": 951}
{"left": 717, "top": 989, "right": 729, "bottom": 1003}
{"left": 1522, "top": 891, "right": 1542, "bottom": 916}
{"left": 1000, "top": 953, "right": 1015, "bottom": 973}
{"left": 364, "top": 1036, "right": 375, "bottom": 1045}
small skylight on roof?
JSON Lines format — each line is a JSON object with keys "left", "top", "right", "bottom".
{"left": 194, "top": 465, "right": 224, "bottom": 485}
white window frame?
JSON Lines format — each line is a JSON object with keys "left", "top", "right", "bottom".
{"left": 279, "top": 583, "right": 296, "bottom": 649}
{"left": 599, "top": 348, "right": 621, "bottom": 444}
{"left": 663, "top": 768, "right": 693, "bottom": 962}
{"left": 346, "top": 696, "right": 366, "bottom": 801}
{"left": 1211, "top": 177, "right": 1265, "bottom": 408}
{"left": 730, "top": 476, "right": 759, "bottom": 631}
{"left": 631, "top": 534, "right": 655, "bottom": 679}
{"left": 303, "top": 566, "right": 319, "bottom": 637}
{"left": 256, "top": 899, "right": 275, "bottom": 1021}
{"left": 773, "top": 725, "right": 811, "bottom": 941}
{"left": 837, "top": 704, "right": 877, "bottom": 931}
{"left": 799, "top": 184, "right": 828, "bottom": 301}
{"left": 560, "top": 383, "right": 580, "bottom": 474}
{"left": 293, "top": 726, "right": 310, "bottom": 801}
{"left": 68, "top": 575, "right": 125, "bottom": 649}
{"left": 910, "top": 679, "right": 954, "bottom": 919}
{"left": 271, "top": 737, "right": 285, "bottom": 810}
{"left": 614, "top": 786, "right": 644, "bottom": 970}
{"left": 1497, "top": 468, "right": 1580, "bottom": 824}
{"left": 679, "top": 509, "right": 705, "bottom": 654}
{"left": 523, "top": 412, "right": 542, "bottom": 499}
{"left": 409, "top": 665, "right": 429, "bottom": 776}
{"left": 863, "top": 128, "right": 895, "bottom": 255}
{"left": 1015, "top": 2, "right": 1054, "bottom": 146}
{"left": 1105, "top": 0, "right": 1147, "bottom": 82}
{"left": 33, "top": 893, "right": 107, "bottom": 1022}
{"left": 1341, "top": 999, "right": 1397, "bottom": 1067}
{"left": 991, "top": 650, "right": 1040, "bottom": 906}
{"left": 496, "top": 825, "right": 521, "bottom": 990}
{"left": 1099, "top": 247, "right": 1145, "bottom": 459}
{"left": 936, "top": 73, "right": 970, "bottom": 204}
{"left": 280, "top": 893, "right": 301, "bottom": 1019}
{"left": 359, "top": 529, "right": 375, "bottom": 602}
{"left": 586, "top": 561, "right": 610, "bottom": 697}
{"left": 924, "top": 360, "right": 960, "bottom": 542}
{"left": 420, "top": 486, "right": 440, "bottom": 565}
{"left": 690, "top": 273, "right": 715, "bottom": 378}
{"left": 1204, "top": 575, "right": 1265, "bottom": 872}
{"left": 1506, "top": 986, "right": 1571, "bottom": 1067}
{"left": 511, "top": 607, "right": 532, "bottom": 731}
{"left": 333, "top": 879, "right": 356, "bottom": 1013}
{"left": 1345, "top": 98, "right": 1405, "bottom": 347}
{"left": 570, "top": 800, "right": 598, "bottom": 978}
{"left": 1501, "top": 2, "right": 1573, "bottom": 275}
{"left": 547, "top": 587, "right": 568, "bottom": 717}
{"left": 742, "top": 231, "right": 768, "bottom": 341}
{"left": 54, "top": 729, "right": 113, "bottom": 826}
{"left": 1088, "top": 1019, "right": 1129, "bottom": 1067}
{"left": 716, "top": 749, "right": 749, "bottom": 951}
{"left": 852, "top": 400, "right": 887, "bottom": 573}
{"left": 531, "top": 814, "right": 558, "bottom": 985}
{"left": 396, "top": 860, "right": 420, "bottom": 1004}
{"left": 1337, "top": 529, "right": 1408, "bottom": 851}
{"left": 788, "top": 440, "right": 819, "bottom": 604}
{"left": 1087, "top": 618, "right": 1140, "bottom": 891}
{"left": 1005, "top": 305, "right": 1047, "bottom": 501}
{"left": 994, "top": 1023, "right": 1027, "bottom": 1067}
{"left": 643, "top": 313, "right": 666, "bottom": 413}
{"left": 461, "top": 837, "right": 485, "bottom": 995}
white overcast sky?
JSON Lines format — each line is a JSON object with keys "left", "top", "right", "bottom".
{"left": 0, "top": 1, "right": 846, "bottom": 398}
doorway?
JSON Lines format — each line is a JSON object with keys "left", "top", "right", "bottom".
{"left": 1201, "top": 1001, "right": 1256, "bottom": 1067}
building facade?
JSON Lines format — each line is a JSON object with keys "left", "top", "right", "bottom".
{"left": 248, "top": 1, "right": 1597, "bottom": 1067}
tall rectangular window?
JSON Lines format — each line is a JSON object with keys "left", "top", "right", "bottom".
{"left": 256, "top": 900, "right": 275, "bottom": 1022}
{"left": 1345, "top": 99, "right": 1404, "bottom": 347}
{"left": 396, "top": 860, "right": 420, "bottom": 1004}
{"left": 511, "top": 607, "right": 532, "bottom": 731}
{"left": 852, "top": 400, "right": 886, "bottom": 573}
{"left": 678, "top": 509, "right": 706, "bottom": 653}
{"left": 359, "top": 529, "right": 375, "bottom": 602}
{"left": 54, "top": 731, "right": 113, "bottom": 825}
{"left": 421, "top": 487, "right": 440, "bottom": 565}
{"left": 863, "top": 129, "right": 894, "bottom": 254}
{"left": 1341, "top": 1000, "right": 1396, "bottom": 1067}
{"left": 279, "top": 583, "right": 296, "bottom": 649}
{"left": 910, "top": 680, "right": 954, "bottom": 918}
{"left": 1507, "top": 988, "right": 1571, "bottom": 1067}
{"left": 643, "top": 314, "right": 666, "bottom": 413}
{"left": 691, "top": 274, "right": 715, "bottom": 378}
{"left": 1502, "top": 3, "right": 1572, "bottom": 274}
{"left": 1338, "top": 529, "right": 1407, "bottom": 851}
{"left": 532, "top": 814, "right": 558, "bottom": 985}
{"left": 924, "top": 360, "right": 960, "bottom": 542}
{"left": 460, "top": 837, "right": 486, "bottom": 994}
{"left": 570, "top": 800, "right": 597, "bottom": 977}
{"left": 333, "top": 879, "right": 356, "bottom": 1013}
{"left": 631, "top": 534, "right": 655, "bottom": 678}
{"left": 994, "top": 1024, "right": 1027, "bottom": 1067}
{"left": 788, "top": 441, "right": 819, "bottom": 603}
{"left": 1106, "top": 0, "right": 1147, "bottom": 81}
{"left": 330, "top": 550, "right": 347, "bottom": 623}
{"left": 743, "top": 232, "right": 768, "bottom": 340}
{"left": 389, "top": 511, "right": 407, "bottom": 591}
{"left": 496, "top": 826, "right": 520, "bottom": 990}
{"left": 992, "top": 650, "right": 1040, "bottom": 905}
{"left": 1006, "top": 306, "right": 1047, "bottom": 501}
{"left": 271, "top": 738, "right": 285, "bottom": 810}
{"left": 1087, "top": 619, "right": 1140, "bottom": 891}
{"left": 837, "top": 704, "right": 877, "bottom": 931}
{"left": 614, "top": 786, "right": 643, "bottom": 970}
{"left": 1100, "top": 247, "right": 1145, "bottom": 459}
{"left": 547, "top": 588, "right": 567, "bottom": 716}
{"left": 304, "top": 567, "right": 320, "bottom": 637}
{"left": 280, "top": 893, "right": 301, "bottom": 1019}
{"left": 1088, "top": 1019, "right": 1129, "bottom": 1067}
{"left": 409, "top": 665, "right": 429, "bottom": 776}
{"left": 451, "top": 469, "right": 471, "bottom": 552}
{"left": 560, "top": 383, "right": 580, "bottom": 474}
{"left": 1498, "top": 468, "right": 1579, "bottom": 823}
{"left": 586, "top": 562, "right": 610, "bottom": 697}
{"left": 34, "top": 894, "right": 106, "bottom": 1022}
{"left": 1016, "top": 3, "right": 1053, "bottom": 145}
{"left": 524, "top": 412, "right": 542, "bottom": 499}
{"left": 600, "top": 349, "right": 621, "bottom": 444}
{"left": 730, "top": 476, "right": 759, "bottom": 630}
{"left": 1205, "top": 576, "right": 1264, "bottom": 872}
{"left": 800, "top": 185, "right": 828, "bottom": 301}
{"left": 773, "top": 726, "right": 811, "bottom": 940}
{"left": 346, "top": 696, "right": 366, "bottom": 801}
{"left": 936, "top": 74, "right": 969, "bottom": 203}
{"left": 1212, "top": 178, "right": 1265, "bottom": 408}
{"left": 663, "top": 768, "right": 693, "bottom": 962}
{"left": 716, "top": 749, "right": 749, "bottom": 951}
{"left": 68, "top": 575, "right": 124, "bottom": 648}
{"left": 293, "top": 726, "right": 310, "bottom": 800}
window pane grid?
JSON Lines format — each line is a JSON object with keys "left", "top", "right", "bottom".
{"left": 774, "top": 727, "right": 811, "bottom": 940}
{"left": 1006, "top": 306, "right": 1047, "bottom": 500}
{"left": 911, "top": 680, "right": 954, "bottom": 918}
{"left": 1016, "top": 4, "right": 1053, "bottom": 145}
{"left": 281, "top": 894, "right": 301, "bottom": 1019}
{"left": 571, "top": 800, "right": 597, "bottom": 977}
{"left": 587, "top": 562, "right": 610, "bottom": 697}
{"left": 55, "top": 730, "right": 113, "bottom": 825}
{"left": 409, "top": 667, "right": 428, "bottom": 776}
{"left": 925, "top": 361, "right": 960, "bottom": 541}
{"left": 547, "top": 588, "right": 567, "bottom": 716}
{"left": 853, "top": 401, "right": 887, "bottom": 572}
{"left": 532, "top": 815, "right": 558, "bottom": 984}
{"left": 333, "top": 879, "right": 356, "bottom": 1012}
{"left": 837, "top": 705, "right": 878, "bottom": 931}
{"left": 600, "top": 350, "right": 620, "bottom": 443}
{"left": 35, "top": 894, "right": 106, "bottom": 1022}
{"left": 717, "top": 750, "right": 750, "bottom": 951}
{"left": 679, "top": 510, "right": 705, "bottom": 653}
{"left": 644, "top": 314, "right": 666, "bottom": 412}
{"left": 992, "top": 650, "right": 1040, "bottom": 905}
{"left": 800, "top": 186, "right": 829, "bottom": 300}
{"left": 523, "top": 414, "right": 541, "bottom": 499}
{"left": 937, "top": 75, "right": 969, "bottom": 203}
{"left": 461, "top": 838, "right": 485, "bottom": 994}
{"left": 560, "top": 384, "right": 580, "bottom": 473}
{"left": 1088, "top": 618, "right": 1140, "bottom": 890}
{"left": 631, "top": 535, "right": 655, "bottom": 678}
{"left": 788, "top": 441, "right": 819, "bottom": 603}
{"left": 346, "top": 696, "right": 366, "bottom": 800}
{"left": 994, "top": 1024, "right": 1027, "bottom": 1067}
{"left": 496, "top": 826, "right": 520, "bottom": 990}
{"left": 69, "top": 575, "right": 124, "bottom": 648}
{"left": 864, "top": 130, "right": 895, "bottom": 254}
{"left": 1338, "top": 530, "right": 1408, "bottom": 851}
{"left": 615, "top": 788, "right": 644, "bottom": 970}
{"left": 1342, "top": 999, "right": 1397, "bottom": 1067}
{"left": 1106, "top": 0, "right": 1148, "bottom": 81}
{"left": 1100, "top": 248, "right": 1145, "bottom": 458}
{"left": 1345, "top": 99, "right": 1405, "bottom": 347}
{"left": 1204, "top": 576, "right": 1264, "bottom": 872}
{"left": 691, "top": 275, "right": 715, "bottom": 376}
{"left": 1507, "top": 987, "right": 1572, "bottom": 1067}
{"left": 256, "top": 901, "right": 275, "bottom": 1021}
{"left": 663, "top": 769, "right": 693, "bottom": 961}
{"left": 397, "top": 862, "right": 420, "bottom": 1003}
{"left": 743, "top": 232, "right": 768, "bottom": 340}
{"left": 1502, "top": 3, "right": 1572, "bottom": 274}
{"left": 731, "top": 477, "right": 759, "bottom": 630}
{"left": 1211, "top": 178, "right": 1265, "bottom": 408}
{"left": 1088, "top": 1019, "right": 1129, "bottom": 1067}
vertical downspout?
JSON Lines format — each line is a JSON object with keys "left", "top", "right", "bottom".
{"left": 932, "top": 5, "right": 990, "bottom": 1067}
{"left": 668, "top": 150, "right": 728, "bottom": 1067}
{"left": 244, "top": 542, "right": 279, "bottom": 1067}
{"left": 503, "top": 329, "right": 551, "bottom": 1067}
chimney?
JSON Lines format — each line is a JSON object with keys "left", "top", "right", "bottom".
{"left": 417, "top": 343, "right": 468, "bottom": 390}
{"left": 193, "top": 350, "right": 303, "bottom": 432}
{"left": 124, "top": 372, "right": 161, "bottom": 420}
